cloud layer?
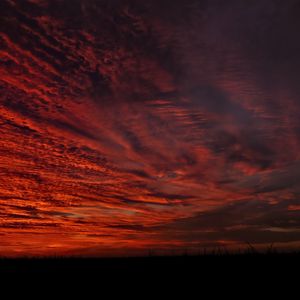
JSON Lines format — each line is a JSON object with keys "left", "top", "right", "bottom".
{"left": 1, "top": 0, "right": 300, "bottom": 256}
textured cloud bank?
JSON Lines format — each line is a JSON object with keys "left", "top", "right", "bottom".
{"left": 1, "top": 0, "right": 300, "bottom": 256}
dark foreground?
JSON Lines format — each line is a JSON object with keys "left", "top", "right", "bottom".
{"left": 1, "top": 254, "right": 299, "bottom": 294}
{"left": 1, "top": 253, "right": 300, "bottom": 276}
{"left": 0, "top": 255, "right": 297, "bottom": 297}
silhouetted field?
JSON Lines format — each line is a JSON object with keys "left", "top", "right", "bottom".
{"left": 1, "top": 252, "right": 300, "bottom": 277}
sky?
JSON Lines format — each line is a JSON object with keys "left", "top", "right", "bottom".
{"left": 1, "top": 0, "right": 300, "bottom": 256}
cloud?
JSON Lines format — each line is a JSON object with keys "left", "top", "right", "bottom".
{"left": 150, "top": 199, "right": 300, "bottom": 246}
{"left": 0, "top": 0, "right": 300, "bottom": 255}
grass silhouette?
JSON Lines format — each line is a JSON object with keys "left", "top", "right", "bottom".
{"left": 1, "top": 245, "right": 300, "bottom": 276}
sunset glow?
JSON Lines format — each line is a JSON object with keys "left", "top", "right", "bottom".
{"left": 1, "top": 0, "right": 300, "bottom": 256}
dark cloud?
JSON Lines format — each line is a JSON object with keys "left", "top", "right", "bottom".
{"left": 153, "top": 199, "right": 300, "bottom": 246}
{"left": 108, "top": 224, "right": 147, "bottom": 231}
{"left": 147, "top": 192, "right": 192, "bottom": 201}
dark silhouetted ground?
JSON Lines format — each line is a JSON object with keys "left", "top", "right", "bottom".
{"left": 1, "top": 252, "right": 300, "bottom": 277}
